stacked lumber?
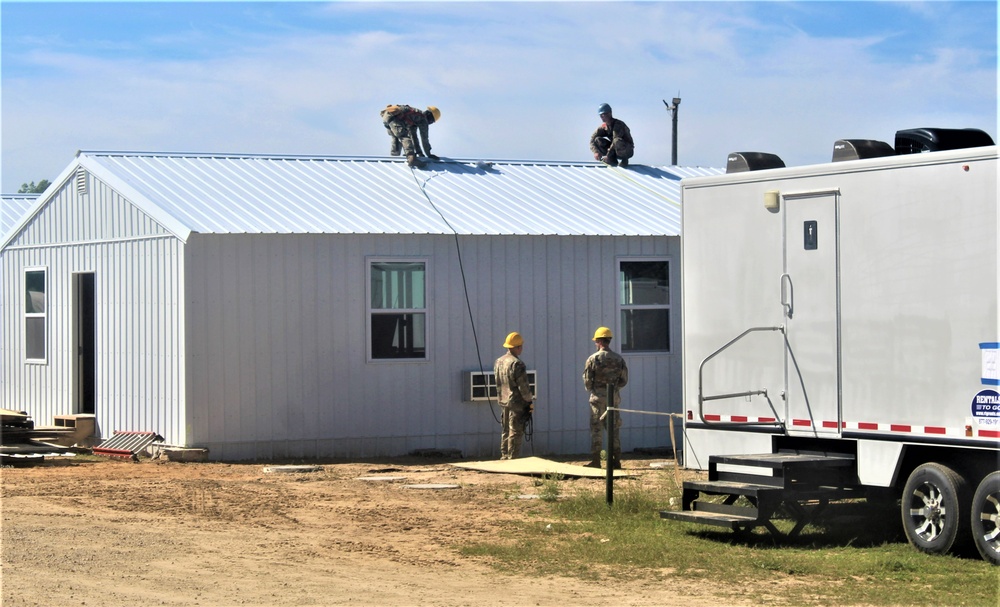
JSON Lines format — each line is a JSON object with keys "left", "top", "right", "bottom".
{"left": 1, "top": 409, "right": 78, "bottom": 461}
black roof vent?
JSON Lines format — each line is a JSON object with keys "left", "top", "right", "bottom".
{"left": 832, "top": 139, "right": 896, "bottom": 162}
{"left": 894, "top": 128, "right": 994, "bottom": 155}
{"left": 726, "top": 152, "right": 785, "bottom": 173}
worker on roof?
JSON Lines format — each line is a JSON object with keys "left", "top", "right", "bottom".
{"left": 494, "top": 332, "right": 535, "bottom": 460}
{"left": 590, "top": 103, "right": 634, "bottom": 168}
{"left": 583, "top": 326, "right": 628, "bottom": 469}
{"left": 380, "top": 104, "right": 441, "bottom": 168}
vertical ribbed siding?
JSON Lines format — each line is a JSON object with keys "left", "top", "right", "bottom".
{"left": 0, "top": 174, "right": 185, "bottom": 444}
{"left": 184, "top": 232, "right": 681, "bottom": 460}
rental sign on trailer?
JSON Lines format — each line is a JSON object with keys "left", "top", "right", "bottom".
{"left": 667, "top": 128, "right": 999, "bottom": 564}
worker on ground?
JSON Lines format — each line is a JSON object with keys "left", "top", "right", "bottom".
{"left": 380, "top": 104, "right": 441, "bottom": 167}
{"left": 583, "top": 326, "right": 628, "bottom": 469}
{"left": 589, "top": 103, "right": 634, "bottom": 168}
{"left": 494, "top": 332, "right": 535, "bottom": 460}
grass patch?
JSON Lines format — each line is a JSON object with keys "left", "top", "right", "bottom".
{"left": 460, "top": 475, "right": 998, "bottom": 606}
{"left": 535, "top": 472, "right": 564, "bottom": 502}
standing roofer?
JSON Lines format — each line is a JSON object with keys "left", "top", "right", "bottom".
{"left": 583, "top": 326, "right": 628, "bottom": 469}
{"left": 380, "top": 104, "right": 441, "bottom": 167}
{"left": 494, "top": 332, "right": 535, "bottom": 460}
{"left": 590, "top": 103, "right": 634, "bottom": 168}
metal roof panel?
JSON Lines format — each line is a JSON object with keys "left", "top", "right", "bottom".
{"left": 77, "top": 152, "right": 723, "bottom": 237}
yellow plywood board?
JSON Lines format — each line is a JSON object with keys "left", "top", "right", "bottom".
{"left": 452, "top": 456, "right": 631, "bottom": 478}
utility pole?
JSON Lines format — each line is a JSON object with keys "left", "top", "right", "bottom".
{"left": 663, "top": 97, "right": 681, "bottom": 166}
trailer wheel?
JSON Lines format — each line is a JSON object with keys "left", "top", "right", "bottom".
{"left": 971, "top": 471, "right": 1000, "bottom": 565}
{"left": 901, "top": 463, "right": 969, "bottom": 555}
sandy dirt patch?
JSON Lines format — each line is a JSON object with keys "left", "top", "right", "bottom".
{"left": 2, "top": 454, "right": 745, "bottom": 607}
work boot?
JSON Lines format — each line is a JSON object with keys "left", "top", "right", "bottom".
{"left": 611, "top": 459, "right": 622, "bottom": 470}
{"left": 585, "top": 459, "right": 602, "bottom": 469}
{"left": 406, "top": 154, "right": 424, "bottom": 168}
{"left": 601, "top": 155, "right": 618, "bottom": 167}
{"left": 619, "top": 158, "right": 629, "bottom": 168}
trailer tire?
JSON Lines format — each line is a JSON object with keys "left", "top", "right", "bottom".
{"left": 971, "top": 471, "right": 1000, "bottom": 565}
{"left": 901, "top": 463, "right": 970, "bottom": 556}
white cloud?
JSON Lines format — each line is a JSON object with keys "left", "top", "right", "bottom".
{"left": 2, "top": 2, "right": 995, "bottom": 190}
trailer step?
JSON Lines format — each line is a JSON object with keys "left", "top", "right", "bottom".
{"left": 663, "top": 450, "right": 862, "bottom": 539}
{"left": 683, "top": 479, "right": 783, "bottom": 497}
{"left": 710, "top": 451, "right": 855, "bottom": 470}
{"left": 660, "top": 509, "right": 758, "bottom": 530}
{"left": 708, "top": 451, "right": 857, "bottom": 490}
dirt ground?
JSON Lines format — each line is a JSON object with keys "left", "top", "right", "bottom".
{"left": 1, "top": 453, "right": 749, "bottom": 607}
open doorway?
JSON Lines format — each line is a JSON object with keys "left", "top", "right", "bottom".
{"left": 74, "top": 272, "right": 96, "bottom": 414}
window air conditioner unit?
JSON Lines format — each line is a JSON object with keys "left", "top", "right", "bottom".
{"left": 464, "top": 370, "right": 537, "bottom": 402}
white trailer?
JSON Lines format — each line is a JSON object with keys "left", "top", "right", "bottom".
{"left": 664, "top": 131, "right": 999, "bottom": 564}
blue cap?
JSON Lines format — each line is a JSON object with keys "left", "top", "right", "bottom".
{"left": 598, "top": 103, "right": 612, "bottom": 115}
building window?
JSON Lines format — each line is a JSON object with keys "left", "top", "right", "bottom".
{"left": 619, "top": 260, "right": 670, "bottom": 352}
{"left": 369, "top": 260, "right": 426, "bottom": 359}
{"left": 25, "top": 269, "right": 47, "bottom": 361}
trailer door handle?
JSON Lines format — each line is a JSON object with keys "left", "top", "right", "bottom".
{"left": 780, "top": 273, "right": 793, "bottom": 319}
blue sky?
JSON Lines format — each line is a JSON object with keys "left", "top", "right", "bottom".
{"left": 2, "top": 1, "right": 997, "bottom": 191}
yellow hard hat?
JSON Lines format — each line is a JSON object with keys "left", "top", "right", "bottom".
{"left": 427, "top": 106, "right": 441, "bottom": 122}
{"left": 503, "top": 332, "right": 523, "bottom": 348}
{"left": 592, "top": 326, "right": 613, "bottom": 341}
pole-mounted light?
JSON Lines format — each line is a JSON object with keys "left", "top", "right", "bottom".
{"left": 663, "top": 97, "right": 681, "bottom": 166}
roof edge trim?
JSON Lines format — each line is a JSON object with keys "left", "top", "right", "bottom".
{"left": 1, "top": 157, "right": 83, "bottom": 251}
{"left": 78, "top": 153, "right": 192, "bottom": 243}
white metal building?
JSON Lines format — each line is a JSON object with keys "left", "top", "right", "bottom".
{"left": 1, "top": 151, "right": 720, "bottom": 460}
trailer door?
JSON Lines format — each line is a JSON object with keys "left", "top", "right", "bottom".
{"left": 783, "top": 192, "right": 841, "bottom": 435}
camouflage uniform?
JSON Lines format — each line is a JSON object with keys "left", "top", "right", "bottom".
{"left": 589, "top": 118, "right": 634, "bottom": 166}
{"left": 494, "top": 351, "right": 533, "bottom": 459}
{"left": 380, "top": 105, "right": 433, "bottom": 158}
{"left": 583, "top": 347, "right": 629, "bottom": 462}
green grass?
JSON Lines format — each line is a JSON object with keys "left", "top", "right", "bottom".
{"left": 461, "top": 477, "right": 999, "bottom": 606}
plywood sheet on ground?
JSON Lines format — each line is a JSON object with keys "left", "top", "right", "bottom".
{"left": 451, "top": 456, "right": 631, "bottom": 478}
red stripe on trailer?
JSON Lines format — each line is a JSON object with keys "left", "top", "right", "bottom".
{"left": 688, "top": 415, "right": 991, "bottom": 440}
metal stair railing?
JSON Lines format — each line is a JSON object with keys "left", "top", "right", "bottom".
{"left": 698, "top": 325, "right": 786, "bottom": 429}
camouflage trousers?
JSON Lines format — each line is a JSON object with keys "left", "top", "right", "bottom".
{"left": 385, "top": 121, "right": 420, "bottom": 157}
{"left": 589, "top": 397, "right": 621, "bottom": 461}
{"left": 592, "top": 138, "right": 634, "bottom": 164}
{"left": 501, "top": 404, "right": 530, "bottom": 459}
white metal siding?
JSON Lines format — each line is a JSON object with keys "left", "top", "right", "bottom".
{"left": 1, "top": 175, "right": 186, "bottom": 443}
{"left": 184, "top": 232, "right": 681, "bottom": 460}
{"left": 8, "top": 171, "right": 171, "bottom": 247}
{"left": 3, "top": 153, "right": 701, "bottom": 460}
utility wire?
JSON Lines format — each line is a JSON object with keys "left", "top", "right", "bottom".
{"left": 408, "top": 166, "right": 502, "bottom": 426}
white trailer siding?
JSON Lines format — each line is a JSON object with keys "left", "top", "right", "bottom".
{"left": 681, "top": 146, "right": 998, "bottom": 474}
{"left": 184, "top": 231, "right": 680, "bottom": 460}
{"left": 1, "top": 173, "right": 187, "bottom": 443}
{"left": 838, "top": 156, "right": 996, "bottom": 435}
